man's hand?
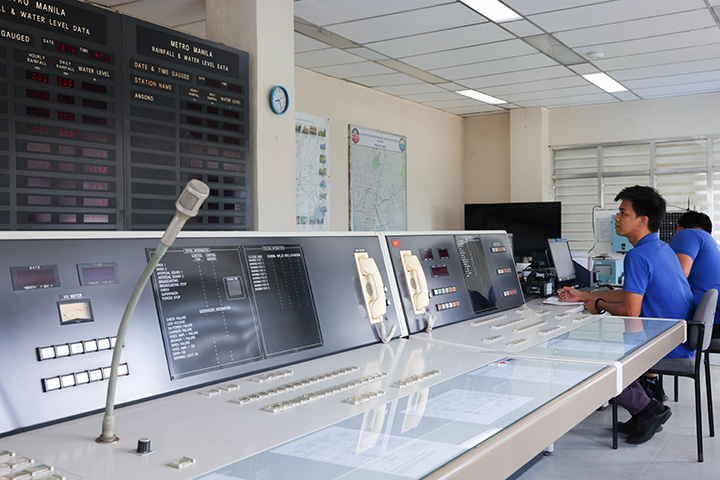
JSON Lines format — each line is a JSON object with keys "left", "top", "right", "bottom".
{"left": 557, "top": 286, "right": 586, "bottom": 303}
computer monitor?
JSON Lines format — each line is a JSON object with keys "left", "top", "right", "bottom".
{"left": 546, "top": 238, "right": 577, "bottom": 283}
{"left": 464, "top": 202, "right": 561, "bottom": 260}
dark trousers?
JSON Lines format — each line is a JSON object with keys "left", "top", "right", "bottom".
{"left": 616, "top": 379, "right": 651, "bottom": 416}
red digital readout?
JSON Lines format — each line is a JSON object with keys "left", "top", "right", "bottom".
{"left": 57, "top": 77, "right": 74, "bottom": 88}
{"left": 83, "top": 214, "right": 109, "bottom": 223}
{"left": 27, "top": 159, "right": 51, "bottom": 170}
{"left": 26, "top": 89, "right": 49, "bottom": 100}
{"left": 90, "top": 51, "right": 111, "bottom": 62}
{"left": 82, "top": 181, "right": 108, "bottom": 191}
{"left": 27, "top": 124, "right": 49, "bottom": 135}
{"left": 25, "top": 71, "right": 48, "bottom": 83}
{"left": 58, "top": 111, "right": 75, "bottom": 121}
{"left": 58, "top": 163, "right": 75, "bottom": 172}
{"left": 57, "top": 94, "right": 74, "bottom": 104}
{"left": 58, "top": 129, "right": 74, "bottom": 138}
{"left": 83, "top": 198, "right": 108, "bottom": 207}
{"left": 82, "top": 148, "right": 108, "bottom": 159}
{"left": 83, "top": 165, "right": 109, "bottom": 175}
{"left": 55, "top": 42, "right": 77, "bottom": 54}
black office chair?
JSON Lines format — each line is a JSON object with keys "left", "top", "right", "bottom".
{"left": 703, "top": 328, "right": 719, "bottom": 440}
{"left": 647, "top": 288, "right": 718, "bottom": 462}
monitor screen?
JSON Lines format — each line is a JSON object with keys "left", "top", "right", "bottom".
{"left": 547, "top": 238, "right": 577, "bottom": 283}
{"left": 464, "top": 202, "right": 561, "bottom": 259}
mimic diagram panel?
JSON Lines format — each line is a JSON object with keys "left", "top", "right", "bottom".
{"left": 0, "top": 233, "right": 398, "bottom": 436}
{"left": 386, "top": 232, "right": 524, "bottom": 333}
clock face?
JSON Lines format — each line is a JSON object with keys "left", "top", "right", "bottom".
{"left": 270, "top": 86, "right": 289, "bottom": 114}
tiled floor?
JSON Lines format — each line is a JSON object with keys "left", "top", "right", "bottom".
{"left": 520, "top": 355, "right": 720, "bottom": 480}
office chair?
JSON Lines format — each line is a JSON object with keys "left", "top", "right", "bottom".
{"left": 703, "top": 327, "right": 719, "bottom": 439}
{"left": 646, "top": 289, "right": 717, "bottom": 462}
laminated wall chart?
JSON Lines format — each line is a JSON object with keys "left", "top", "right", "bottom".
{"left": 349, "top": 125, "right": 407, "bottom": 231}
{"left": 295, "top": 112, "right": 329, "bottom": 230}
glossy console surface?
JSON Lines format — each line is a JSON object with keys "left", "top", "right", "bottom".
{"left": 198, "top": 357, "right": 607, "bottom": 480}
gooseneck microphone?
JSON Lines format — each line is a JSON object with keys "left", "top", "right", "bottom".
{"left": 97, "top": 180, "right": 209, "bottom": 444}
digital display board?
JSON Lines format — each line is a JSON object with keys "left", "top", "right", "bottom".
{"left": 0, "top": 0, "right": 250, "bottom": 230}
{"left": 455, "top": 235, "right": 497, "bottom": 314}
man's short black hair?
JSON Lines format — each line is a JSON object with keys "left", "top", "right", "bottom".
{"left": 678, "top": 210, "right": 712, "bottom": 234}
{"left": 614, "top": 185, "right": 666, "bottom": 233}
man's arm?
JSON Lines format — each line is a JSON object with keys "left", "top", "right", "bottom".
{"left": 558, "top": 287, "right": 642, "bottom": 316}
{"left": 676, "top": 253, "right": 693, "bottom": 277}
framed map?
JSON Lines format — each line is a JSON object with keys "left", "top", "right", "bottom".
{"left": 295, "top": 112, "right": 329, "bottom": 230}
{"left": 349, "top": 125, "right": 407, "bottom": 231}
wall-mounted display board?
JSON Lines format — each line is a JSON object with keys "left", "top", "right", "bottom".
{"left": 0, "top": 0, "right": 250, "bottom": 230}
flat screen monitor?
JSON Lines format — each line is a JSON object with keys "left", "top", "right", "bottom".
{"left": 547, "top": 238, "right": 577, "bottom": 283}
{"left": 464, "top": 202, "right": 561, "bottom": 259}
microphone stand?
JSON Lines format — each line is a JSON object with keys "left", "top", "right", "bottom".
{"left": 97, "top": 180, "right": 209, "bottom": 444}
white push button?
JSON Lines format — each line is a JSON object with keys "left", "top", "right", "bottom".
{"left": 70, "top": 343, "right": 84, "bottom": 355}
{"left": 118, "top": 364, "right": 129, "bottom": 376}
{"left": 60, "top": 374, "right": 76, "bottom": 388}
{"left": 75, "top": 371, "right": 90, "bottom": 384}
{"left": 97, "top": 338, "right": 111, "bottom": 350}
{"left": 110, "top": 337, "right": 117, "bottom": 348}
{"left": 39, "top": 347, "right": 56, "bottom": 360}
{"left": 168, "top": 457, "right": 195, "bottom": 470}
{"left": 88, "top": 369, "right": 103, "bottom": 382}
{"left": 55, "top": 345, "right": 70, "bottom": 357}
{"left": 102, "top": 367, "right": 111, "bottom": 378}
{"left": 84, "top": 340, "right": 98, "bottom": 352}
{"left": 43, "top": 377, "right": 61, "bottom": 391}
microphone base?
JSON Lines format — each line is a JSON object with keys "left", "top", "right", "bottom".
{"left": 96, "top": 434, "right": 120, "bottom": 444}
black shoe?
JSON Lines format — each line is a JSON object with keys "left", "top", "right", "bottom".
{"left": 617, "top": 415, "right": 662, "bottom": 435}
{"left": 626, "top": 406, "right": 672, "bottom": 444}
{"left": 642, "top": 377, "right": 668, "bottom": 403}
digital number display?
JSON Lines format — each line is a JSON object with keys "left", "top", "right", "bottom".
{"left": 82, "top": 181, "right": 109, "bottom": 191}
{"left": 25, "top": 71, "right": 48, "bottom": 83}
{"left": 83, "top": 164, "right": 109, "bottom": 174}
{"left": 26, "top": 124, "right": 49, "bottom": 135}
{"left": 57, "top": 94, "right": 75, "bottom": 104}
{"left": 58, "top": 111, "right": 75, "bottom": 121}
{"left": 83, "top": 197, "right": 109, "bottom": 207}
{"left": 431, "top": 265, "right": 449, "bottom": 277}
{"left": 438, "top": 248, "right": 450, "bottom": 259}
{"left": 26, "top": 89, "right": 49, "bottom": 100}
{"left": 10, "top": 265, "right": 60, "bottom": 290}
{"left": 26, "top": 106, "right": 50, "bottom": 117}
{"left": 57, "top": 77, "right": 74, "bottom": 88}
{"left": 90, "top": 51, "right": 111, "bottom": 62}
{"left": 78, "top": 263, "right": 118, "bottom": 285}
{"left": 59, "top": 162, "right": 76, "bottom": 172}
{"left": 83, "top": 214, "right": 109, "bottom": 223}
{"left": 55, "top": 42, "right": 78, "bottom": 55}
{"left": 420, "top": 248, "right": 434, "bottom": 260}
{"left": 58, "top": 128, "right": 75, "bottom": 138}
{"left": 82, "top": 82, "right": 107, "bottom": 94}
{"left": 27, "top": 159, "right": 51, "bottom": 170}
{"left": 82, "top": 148, "right": 108, "bottom": 158}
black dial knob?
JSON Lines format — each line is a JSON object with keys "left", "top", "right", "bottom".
{"left": 137, "top": 437, "right": 151, "bottom": 454}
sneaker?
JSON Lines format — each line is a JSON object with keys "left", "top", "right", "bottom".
{"left": 642, "top": 377, "right": 668, "bottom": 403}
{"left": 626, "top": 406, "right": 672, "bottom": 444}
{"left": 617, "top": 415, "right": 662, "bottom": 435}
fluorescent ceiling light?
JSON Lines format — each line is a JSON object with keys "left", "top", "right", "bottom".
{"left": 459, "top": 0, "right": 522, "bottom": 23}
{"left": 582, "top": 73, "right": 627, "bottom": 93}
{"left": 456, "top": 90, "right": 507, "bottom": 105}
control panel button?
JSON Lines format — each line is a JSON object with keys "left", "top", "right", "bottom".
{"left": 38, "top": 347, "right": 56, "bottom": 361}
{"left": 43, "top": 377, "right": 61, "bottom": 392}
{"left": 168, "top": 457, "right": 196, "bottom": 470}
{"left": 118, "top": 364, "right": 129, "bottom": 376}
{"left": 88, "top": 369, "right": 103, "bottom": 382}
{"left": 70, "top": 343, "right": 84, "bottom": 355}
{"left": 54, "top": 345, "right": 70, "bottom": 357}
{"left": 83, "top": 340, "right": 98, "bottom": 352}
{"left": 97, "top": 338, "right": 111, "bottom": 350}
{"left": 60, "top": 374, "right": 76, "bottom": 388}
{"left": 75, "top": 371, "right": 90, "bottom": 384}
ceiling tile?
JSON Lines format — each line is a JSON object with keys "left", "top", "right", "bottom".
{"left": 430, "top": 54, "right": 558, "bottom": 81}
{"left": 594, "top": 44, "right": 720, "bottom": 71}
{"left": 567, "top": 63, "right": 600, "bottom": 75}
{"left": 610, "top": 58, "right": 720, "bottom": 81}
{"left": 435, "top": 82, "right": 465, "bottom": 91}
{"left": 529, "top": 0, "right": 707, "bottom": 33}
{"left": 443, "top": 104, "right": 506, "bottom": 114}
{"left": 482, "top": 76, "right": 587, "bottom": 96}
{"left": 461, "top": 65, "right": 573, "bottom": 89}
{"left": 624, "top": 70, "right": 720, "bottom": 89}
{"left": 295, "top": 48, "right": 364, "bottom": 68}
{"left": 293, "top": 0, "right": 451, "bottom": 27}
{"left": 634, "top": 81, "right": 720, "bottom": 98}
{"left": 517, "top": 93, "right": 617, "bottom": 108}
{"left": 344, "top": 47, "right": 389, "bottom": 61}
{"left": 295, "top": 32, "right": 332, "bottom": 52}
{"left": 503, "top": 0, "right": 616, "bottom": 16}
{"left": 376, "top": 84, "right": 448, "bottom": 95}
{"left": 501, "top": 85, "right": 601, "bottom": 102}
{"left": 111, "top": 0, "right": 205, "bottom": 27}
{"left": 313, "top": 62, "right": 396, "bottom": 78}
{"left": 613, "top": 91, "right": 642, "bottom": 101}
{"left": 555, "top": 10, "right": 716, "bottom": 47}
{"left": 424, "top": 98, "right": 496, "bottom": 108}
{"left": 577, "top": 28, "right": 720, "bottom": 60}
{"left": 500, "top": 20, "right": 543, "bottom": 37}
{"left": 402, "top": 39, "right": 537, "bottom": 71}
{"left": 323, "top": 3, "right": 483, "bottom": 44}
{"left": 347, "top": 73, "right": 424, "bottom": 87}
{"left": 400, "top": 91, "right": 466, "bottom": 102}
{"left": 365, "top": 23, "right": 509, "bottom": 59}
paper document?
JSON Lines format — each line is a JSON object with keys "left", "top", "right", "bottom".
{"left": 541, "top": 295, "right": 584, "bottom": 306}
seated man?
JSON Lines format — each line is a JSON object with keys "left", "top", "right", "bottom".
{"left": 670, "top": 210, "right": 720, "bottom": 337}
{"left": 558, "top": 185, "right": 695, "bottom": 444}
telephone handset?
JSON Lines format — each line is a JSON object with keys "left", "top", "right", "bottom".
{"left": 354, "top": 252, "right": 396, "bottom": 343}
{"left": 399, "top": 250, "right": 436, "bottom": 332}
{"left": 400, "top": 250, "right": 429, "bottom": 314}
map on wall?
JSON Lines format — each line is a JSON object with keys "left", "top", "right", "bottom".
{"left": 349, "top": 125, "right": 407, "bottom": 231}
{"left": 295, "top": 112, "right": 329, "bottom": 230}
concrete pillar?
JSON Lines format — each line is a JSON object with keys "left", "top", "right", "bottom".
{"left": 206, "top": 0, "right": 295, "bottom": 230}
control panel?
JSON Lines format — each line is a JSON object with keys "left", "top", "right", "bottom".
{"left": 0, "top": 232, "right": 401, "bottom": 436}
{"left": 385, "top": 232, "right": 524, "bottom": 333}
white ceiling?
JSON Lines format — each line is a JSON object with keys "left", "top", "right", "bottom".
{"left": 89, "top": 0, "right": 720, "bottom": 117}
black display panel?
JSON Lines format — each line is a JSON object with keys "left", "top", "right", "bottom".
{"left": 150, "top": 245, "right": 322, "bottom": 380}
{"left": 0, "top": 0, "right": 251, "bottom": 230}
{"left": 0, "top": 0, "right": 123, "bottom": 229}
{"left": 464, "top": 202, "right": 562, "bottom": 259}
{"left": 455, "top": 235, "right": 497, "bottom": 314}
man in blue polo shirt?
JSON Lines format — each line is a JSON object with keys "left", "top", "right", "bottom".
{"left": 558, "top": 185, "right": 695, "bottom": 444}
{"left": 670, "top": 210, "right": 720, "bottom": 337}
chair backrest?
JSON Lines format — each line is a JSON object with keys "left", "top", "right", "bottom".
{"left": 690, "top": 288, "right": 718, "bottom": 351}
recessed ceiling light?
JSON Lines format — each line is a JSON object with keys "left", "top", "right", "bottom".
{"left": 456, "top": 90, "right": 507, "bottom": 105}
{"left": 582, "top": 73, "right": 627, "bottom": 93}
{"left": 459, "top": 0, "right": 522, "bottom": 23}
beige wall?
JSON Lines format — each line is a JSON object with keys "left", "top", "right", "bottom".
{"left": 295, "top": 67, "right": 465, "bottom": 231}
{"left": 462, "top": 113, "right": 511, "bottom": 205}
